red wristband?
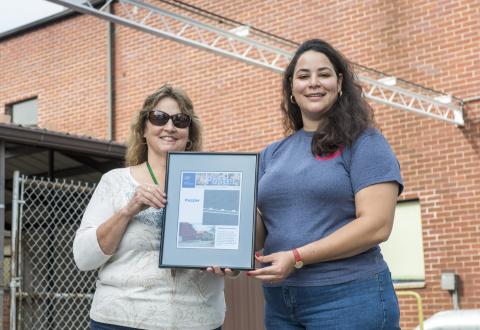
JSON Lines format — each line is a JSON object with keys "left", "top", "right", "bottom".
{"left": 292, "top": 248, "right": 304, "bottom": 269}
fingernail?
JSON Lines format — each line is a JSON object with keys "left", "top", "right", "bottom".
{"left": 246, "top": 273, "right": 251, "bottom": 277}
{"left": 255, "top": 252, "right": 260, "bottom": 257}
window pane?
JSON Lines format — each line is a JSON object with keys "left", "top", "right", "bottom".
{"left": 11, "top": 98, "right": 38, "bottom": 126}
{"left": 380, "top": 200, "right": 425, "bottom": 283}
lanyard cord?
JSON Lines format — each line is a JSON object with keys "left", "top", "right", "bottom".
{"left": 146, "top": 161, "right": 159, "bottom": 185}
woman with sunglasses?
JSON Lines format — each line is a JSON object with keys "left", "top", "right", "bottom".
{"left": 73, "top": 84, "right": 233, "bottom": 330}
{"left": 248, "top": 39, "right": 403, "bottom": 329}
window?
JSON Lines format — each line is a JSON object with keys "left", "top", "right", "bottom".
{"left": 380, "top": 200, "right": 426, "bottom": 287}
{"left": 7, "top": 98, "right": 38, "bottom": 126}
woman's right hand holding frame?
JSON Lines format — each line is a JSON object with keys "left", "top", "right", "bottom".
{"left": 122, "top": 184, "right": 167, "bottom": 218}
{"left": 97, "top": 184, "right": 166, "bottom": 255}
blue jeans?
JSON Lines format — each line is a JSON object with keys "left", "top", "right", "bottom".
{"left": 263, "top": 269, "right": 400, "bottom": 330}
{"left": 90, "top": 319, "right": 222, "bottom": 330}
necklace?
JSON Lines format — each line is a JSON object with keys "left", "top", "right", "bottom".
{"left": 146, "top": 161, "right": 159, "bottom": 185}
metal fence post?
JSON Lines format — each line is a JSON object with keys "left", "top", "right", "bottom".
{"left": 9, "top": 171, "right": 20, "bottom": 330}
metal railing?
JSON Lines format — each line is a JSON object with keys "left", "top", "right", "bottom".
{"left": 396, "top": 290, "right": 424, "bottom": 330}
{"left": 47, "top": 0, "right": 464, "bottom": 125}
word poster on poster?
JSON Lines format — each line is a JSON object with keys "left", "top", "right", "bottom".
{"left": 177, "top": 171, "right": 242, "bottom": 250}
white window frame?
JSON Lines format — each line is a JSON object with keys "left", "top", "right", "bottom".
{"left": 7, "top": 97, "right": 38, "bottom": 126}
{"left": 381, "top": 199, "right": 426, "bottom": 289}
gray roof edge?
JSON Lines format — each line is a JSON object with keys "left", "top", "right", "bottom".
{"left": 0, "top": 123, "right": 126, "bottom": 159}
{"left": 0, "top": 0, "right": 107, "bottom": 42}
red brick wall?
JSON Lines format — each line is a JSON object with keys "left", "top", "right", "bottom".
{"left": 1, "top": 1, "right": 479, "bottom": 329}
{"left": 0, "top": 15, "right": 110, "bottom": 138}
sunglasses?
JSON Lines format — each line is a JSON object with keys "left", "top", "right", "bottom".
{"left": 147, "top": 110, "right": 191, "bottom": 129}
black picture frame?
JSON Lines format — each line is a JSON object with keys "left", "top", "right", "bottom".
{"left": 159, "top": 152, "right": 259, "bottom": 270}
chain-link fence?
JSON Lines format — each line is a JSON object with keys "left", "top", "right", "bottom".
{"left": 10, "top": 172, "right": 98, "bottom": 330}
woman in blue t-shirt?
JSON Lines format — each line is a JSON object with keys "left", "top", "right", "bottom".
{"left": 247, "top": 39, "right": 403, "bottom": 329}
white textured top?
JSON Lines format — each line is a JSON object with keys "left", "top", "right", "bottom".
{"left": 73, "top": 168, "right": 225, "bottom": 330}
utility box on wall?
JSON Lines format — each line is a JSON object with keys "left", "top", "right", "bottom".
{"left": 441, "top": 272, "right": 458, "bottom": 291}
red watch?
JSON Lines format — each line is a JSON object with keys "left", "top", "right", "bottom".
{"left": 292, "top": 248, "right": 304, "bottom": 269}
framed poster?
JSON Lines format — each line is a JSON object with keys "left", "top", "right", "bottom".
{"left": 159, "top": 152, "right": 258, "bottom": 270}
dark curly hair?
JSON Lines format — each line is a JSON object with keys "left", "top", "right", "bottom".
{"left": 281, "top": 39, "right": 374, "bottom": 156}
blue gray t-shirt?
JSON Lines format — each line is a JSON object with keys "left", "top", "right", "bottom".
{"left": 258, "top": 128, "right": 403, "bottom": 287}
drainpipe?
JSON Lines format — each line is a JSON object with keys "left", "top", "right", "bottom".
{"left": 107, "top": 2, "right": 115, "bottom": 141}
{"left": 0, "top": 141, "right": 5, "bottom": 330}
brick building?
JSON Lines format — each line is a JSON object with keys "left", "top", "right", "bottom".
{"left": 0, "top": 0, "right": 479, "bottom": 329}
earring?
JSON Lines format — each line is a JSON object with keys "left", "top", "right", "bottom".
{"left": 338, "top": 90, "right": 343, "bottom": 97}
{"left": 186, "top": 140, "right": 193, "bottom": 150}
{"left": 290, "top": 94, "right": 296, "bottom": 104}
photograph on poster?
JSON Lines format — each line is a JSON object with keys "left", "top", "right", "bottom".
{"left": 178, "top": 171, "right": 242, "bottom": 249}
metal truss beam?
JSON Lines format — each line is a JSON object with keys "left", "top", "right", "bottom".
{"left": 47, "top": 0, "right": 464, "bottom": 126}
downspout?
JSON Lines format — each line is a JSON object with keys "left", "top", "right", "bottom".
{"left": 107, "top": 2, "right": 115, "bottom": 141}
{"left": 0, "top": 141, "right": 5, "bottom": 330}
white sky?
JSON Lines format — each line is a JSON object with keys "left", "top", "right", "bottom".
{"left": 0, "top": 0, "right": 66, "bottom": 34}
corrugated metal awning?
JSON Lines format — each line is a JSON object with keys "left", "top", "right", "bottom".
{"left": 0, "top": 123, "right": 127, "bottom": 229}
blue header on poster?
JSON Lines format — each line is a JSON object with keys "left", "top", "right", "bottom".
{"left": 182, "top": 172, "right": 196, "bottom": 188}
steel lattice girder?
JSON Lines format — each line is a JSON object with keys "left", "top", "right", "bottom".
{"left": 46, "top": 0, "right": 464, "bottom": 126}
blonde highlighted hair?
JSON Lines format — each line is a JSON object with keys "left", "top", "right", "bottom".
{"left": 125, "top": 84, "right": 202, "bottom": 166}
